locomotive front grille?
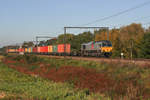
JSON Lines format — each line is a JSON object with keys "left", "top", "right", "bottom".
{"left": 101, "top": 47, "right": 112, "bottom": 52}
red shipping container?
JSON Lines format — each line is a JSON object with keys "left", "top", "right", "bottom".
{"left": 41, "top": 46, "right": 44, "bottom": 53}
{"left": 58, "top": 44, "right": 64, "bottom": 53}
{"left": 39, "top": 46, "right": 48, "bottom": 53}
{"left": 58, "top": 44, "right": 70, "bottom": 53}
{"left": 40, "top": 46, "right": 43, "bottom": 53}
{"left": 66, "top": 44, "right": 71, "bottom": 53}
{"left": 18, "top": 48, "right": 22, "bottom": 52}
{"left": 33, "top": 47, "right": 37, "bottom": 53}
{"left": 21, "top": 48, "right": 24, "bottom": 52}
{"left": 43, "top": 46, "right": 48, "bottom": 53}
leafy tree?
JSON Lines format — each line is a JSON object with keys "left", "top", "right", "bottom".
{"left": 56, "top": 32, "right": 94, "bottom": 52}
{"left": 38, "top": 41, "right": 46, "bottom": 46}
{"left": 57, "top": 34, "right": 74, "bottom": 44}
{"left": 78, "top": 31, "right": 94, "bottom": 43}
{"left": 112, "top": 37, "right": 123, "bottom": 57}
{"left": 146, "top": 27, "right": 150, "bottom": 33}
{"left": 45, "top": 38, "right": 57, "bottom": 45}
{"left": 94, "top": 29, "right": 108, "bottom": 41}
{"left": 138, "top": 33, "right": 150, "bottom": 58}
{"left": 118, "top": 23, "right": 145, "bottom": 58}
{"left": 22, "top": 41, "right": 34, "bottom": 48}
{"left": 109, "top": 28, "right": 120, "bottom": 43}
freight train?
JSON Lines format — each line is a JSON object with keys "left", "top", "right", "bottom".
{"left": 7, "top": 40, "right": 112, "bottom": 57}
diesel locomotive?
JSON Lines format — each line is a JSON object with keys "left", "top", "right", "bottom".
{"left": 81, "top": 40, "right": 112, "bottom": 57}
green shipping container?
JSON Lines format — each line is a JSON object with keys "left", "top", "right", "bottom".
{"left": 30, "top": 47, "right": 33, "bottom": 53}
{"left": 52, "top": 45, "right": 58, "bottom": 52}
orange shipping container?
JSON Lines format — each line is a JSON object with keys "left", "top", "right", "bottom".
{"left": 57, "top": 44, "right": 70, "bottom": 53}
{"left": 8, "top": 49, "right": 16, "bottom": 53}
{"left": 48, "top": 45, "right": 53, "bottom": 53}
{"left": 25, "top": 48, "right": 28, "bottom": 53}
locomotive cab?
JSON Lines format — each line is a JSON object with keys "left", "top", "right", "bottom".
{"left": 100, "top": 41, "right": 112, "bottom": 52}
{"left": 100, "top": 40, "right": 112, "bottom": 57}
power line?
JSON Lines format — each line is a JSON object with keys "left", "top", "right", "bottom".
{"left": 108, "top": 15, "right": 150, "bottom": 28}
{"left": 81, "top": 0, "right": 150, "bottom": 26}
{"left": 134, "top": 15, "right": 150, "bottom": 21}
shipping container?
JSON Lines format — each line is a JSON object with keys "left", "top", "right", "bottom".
{"left": 57, "top": 44, "right": 64, "bottom": 53}
{"left": 48, "top": 45, "right": 53, "bottom": 53}
{"left": 25, "top": 48, "right": 28, "bottom": 53}
{"left": 27, "top": 48, "right": 30, "bottom": 53}
{"left": 31, "top": 47, "right": 33, "bottom": 53}
{"left": 37, "top": 47, "right": 41, "bottom": 53}
{"left": 40, "top": 46, "right": 44, "bottom": 53}
{"left": 57, "top": 44, "right": 71, "bottom": 53}
{"left": 33, "top": 47, "right": 37, "bottom": 53}
{"left": 52, "top": 45, "right": 58, "bottom": 53}
{"left": 43, "top": 46, "right": 48, "bottom": 53}
{"left": 8, "top": 49, "right": 16, "bottom": 53}
{"left": 39, "top": 46, "right": 48, "bottom": 53}
{"left": 66, "top": 44, "right": 71, "bottom": 53}
{"left": 18, "top": 48, "right": 21, "bottom": 52}
{"left": 28, "top": 47, "right": 32, "bottom": 53}
{"left": 18, "top": 48, "right": 24, "bottom": 52}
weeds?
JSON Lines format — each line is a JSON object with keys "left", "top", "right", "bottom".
{"left": 3, "top": 55, "right": 150, "bottom": 99}
{"left": 0, "top": 62, "right": 108, "bottom": 100}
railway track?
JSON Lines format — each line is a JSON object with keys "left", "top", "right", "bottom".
{"left": 7, "top": 53, "right": 150, "bottom": 66}
{"left": 38, "top": 55, "right": 150, "bottom": 66}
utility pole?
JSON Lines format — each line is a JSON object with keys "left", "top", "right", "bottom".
{"left": 131, "top": 39, "right": 133, "bottom": 61}
{"left": 36, "top": 36, "right": 38, "bottom": 52}
{"left": 107, "top": 28, "right": 109, "bottom": 40}
{"left": 64, "top": 27, "right": 67, "bottom": 58}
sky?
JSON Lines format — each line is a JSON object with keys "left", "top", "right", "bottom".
{"left": 0, "top": 0, "right": 150, "bottom": 47}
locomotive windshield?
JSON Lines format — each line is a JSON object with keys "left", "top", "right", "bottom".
{"left": 107, "top": 43, "right": 112, "bottom": 47}
{"left": 102, "top": 42, "right": 112, "bottom": 47}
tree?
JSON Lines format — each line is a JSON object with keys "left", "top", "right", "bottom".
{"left": 45, "top": 38, "right": 57, "bottom": 45}
{"left": 146, "top": 27, "right": 150, "bottom": 33}
{"left": 118, "top": 23, "right": 145, "bottom": 58}
{"left": 109, "top": 28, "right": 120, "bottom": 43}
{"left": 71, "top": 31, "right": 94, "bottom": 51}
{"left": 94, "top": 29, "right": 108, "bottom": 41}
{"left": 22, "top": 41, "right": 34, "bottom": 48}
{"left": 112, "top": 37, "right": 123, "bottom": 57}
{"left": 38, "top": 41, "right": 46, "bottom": 46}
{"left": 138, "top": 33, "right": 150, "bottom": 58}
{"left": 57, "top": 34, "right": 74, "bottom": 44}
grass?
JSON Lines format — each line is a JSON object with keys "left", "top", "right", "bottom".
{"left": 0, "top": 62, "right": 109, "bottom": 100}
{"left": 3, "top": 54, "right": 150, "bottom": 99}
{"left": 28, "top": 56, "right": 150, "bottom": 99}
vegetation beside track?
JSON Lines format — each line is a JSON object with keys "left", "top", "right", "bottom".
{"left": 0, "top": 62, "right": 107, "bottom": 100}
{"left": 2, "top": 54, "right": 150, "bottom": 100}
